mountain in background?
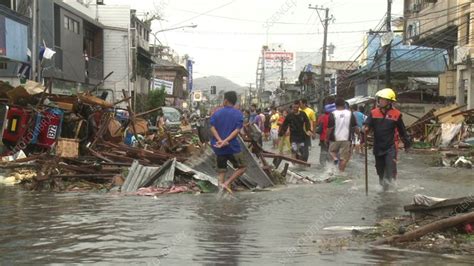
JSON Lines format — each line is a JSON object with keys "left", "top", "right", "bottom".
{"left": 193, "top": 76, "right": 245, "bottom": 93}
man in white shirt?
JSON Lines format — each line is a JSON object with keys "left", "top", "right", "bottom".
{"left": 326, "top": 97, "right": 358, "bottom": 172}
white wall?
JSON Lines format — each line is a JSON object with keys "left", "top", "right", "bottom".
{"left": 102, "top": 28, "right": 129, "bottom": 105}
{"left": 98, "top": 5, "right": 130, "bottom": 28}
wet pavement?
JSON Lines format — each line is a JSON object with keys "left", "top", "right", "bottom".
{"left": 0, "top": 140, "right": 473, "bottom": 265}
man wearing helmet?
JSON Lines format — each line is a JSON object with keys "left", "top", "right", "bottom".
{"left": 364, "top": 88, "right": 412, "bottom": 190}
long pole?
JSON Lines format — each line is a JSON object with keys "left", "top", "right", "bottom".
{"left": 31, "top": 0, "right": 37, "bottom": 81}
{"left": 385, "top": 0, "right": 392, "bottom": 87}
{"left": 365, "top": 129, "right": 369, "bottom": 196}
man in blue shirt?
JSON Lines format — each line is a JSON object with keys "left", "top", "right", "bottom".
{"left": 210, "top": 91, "right": 247, "bottom": 193}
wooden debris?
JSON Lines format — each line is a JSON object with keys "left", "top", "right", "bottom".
{"left": 373, "top": 212, "right": 474, "bottom": 245}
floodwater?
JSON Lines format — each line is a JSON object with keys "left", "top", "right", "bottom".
{"left": 0, "top": 144, "right": 473, "bottom": 265}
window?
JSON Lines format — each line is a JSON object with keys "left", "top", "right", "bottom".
{"left": 0, "top": 62, "right": 7, "bottom": 69}
{"left": 64, "top": 15, "right": 80, "bottom": 34}
{"left": 84, "top": 29, "right": 94, "bottom": 57}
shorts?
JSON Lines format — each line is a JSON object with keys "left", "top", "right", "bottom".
{"left": 329, "top": 141, "right": 351, "bottom": 161}
{"left": 216, "top": 152, "right": 246, "bottom": 172}
{"left": 270, "top": 128, "right": 279, "bottom": 140}
{"left": 291, "top": 142, "right": 304, "bottom": 153}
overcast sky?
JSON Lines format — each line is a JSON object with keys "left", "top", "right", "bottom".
{"left": 110, "top": 0, "right": 404, "bottom": 86}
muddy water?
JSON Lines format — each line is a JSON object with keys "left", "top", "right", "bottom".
{"left": 0, "top": 150, "right": 473, "bottom": 265}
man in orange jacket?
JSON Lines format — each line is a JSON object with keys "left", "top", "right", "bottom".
{"left": 364, "top": 88, "right": 411, "bottom": 190}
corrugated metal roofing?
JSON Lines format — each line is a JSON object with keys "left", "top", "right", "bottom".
{"left": 121, "top": 160, "right": 159, "bottom": 192}
{"left": 184, "top": 137, "right": 274, "bottom": 189}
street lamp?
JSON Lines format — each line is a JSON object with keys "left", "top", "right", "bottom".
{"left": 150, "top": 24, "right": 197, "bottom": 47}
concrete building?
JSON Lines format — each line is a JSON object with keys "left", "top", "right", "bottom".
{"left": 404, "top": 0, "right": 474, "bottom": 109}
{"left": 152, "top": 58, "right": 188, "bottom": 106}
{"left": 0, "top": 0, "right": 104, "bottom": 93}
{"left": 0, "top": 0, "right": 154, "bottom": 109}
{"left": 349, "top": 32, "right": 446, "bottom": 100}
{"left": 0, "top": 4, "right": 29, "bottom": 86}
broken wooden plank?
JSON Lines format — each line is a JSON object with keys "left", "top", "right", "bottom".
{"left": 51, "top": 173, "right": 115, "bottom": 179}
{"left": 261, "top": 152, "right": 311, "bottom": 166}
{"left": 373, "top": 212, "right": 474, "bottom": 245}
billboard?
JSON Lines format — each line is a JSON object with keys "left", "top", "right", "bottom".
{"left": 152, "top": 78, "right": 174, "bottom": 95}
{"left": 263, "top": 51, "right": 295, "bottom": 71}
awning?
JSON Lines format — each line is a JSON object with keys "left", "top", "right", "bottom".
{"left": 346, "top": 96, "right": 374, "bottom": 106}
{"left": 408, "top": 77, "right": 438, "bottom": 86}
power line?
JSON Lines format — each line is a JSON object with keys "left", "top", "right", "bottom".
{"left": 359, "top": 20, "right": 469, "bottom": 84}
{"left": 174, "top": 30, "right": 369, "bottom": 35}
{"left": 340, "top": 5, "right": 469, "bottom": 76}
{"left": 172, "top": 7, "right": 382, "bottom": 26}
{"left": 169, "top": 0, "right": 237, "bottom": 27}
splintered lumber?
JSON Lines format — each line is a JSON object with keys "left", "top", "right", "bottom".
{"left": 59, "top": 164, "right": 97, "bottom": 174}
{"left": 261, "top": 152, "right": 311, "bottom": 166}
{"left": 113, "top": 96, "right": 132, "bottom": 106}
{"left": 135, "top": 106, "right": 162, "bottom": 117}
{"left": 373, "top": 212, "right": 474, "bottom": 245}
{"left": 50, "top": 173, "right": 115, "bottom": 179}
{"left": 451, "top": 108, "right": 474, "bottom": 117}
{"left": 88, "top": 148, "right": 114, "bottom": 163}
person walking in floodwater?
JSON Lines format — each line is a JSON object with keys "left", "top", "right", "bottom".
{"left": 279, "top": 101, "right": 311, "bottom": 161}
{"left": 210, "top": 91, "right": 247, "bottom": 193}
{"left": 364, "top": 88, "right": 412, "bottom": 190}
{"left": 327, "top": 97, "right": 358, "bottom": 172}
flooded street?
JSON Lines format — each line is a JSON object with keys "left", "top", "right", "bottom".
{"left": 1, "top": 143, "right": 473, "bottom": 265}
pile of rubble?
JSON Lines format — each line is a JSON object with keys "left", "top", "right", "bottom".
{"left": 0, "top": 81, "right": 304, "bottom": 195}
{"left": 408, "top": 104, "right": 474, "bottom": 150}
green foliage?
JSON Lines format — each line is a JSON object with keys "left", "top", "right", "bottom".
{"left": 147, "top": 86, "right": 166, "bottom": 111}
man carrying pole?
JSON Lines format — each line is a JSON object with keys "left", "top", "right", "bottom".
{"left": 364, "top": 88, "right": 411, "bottom": 191}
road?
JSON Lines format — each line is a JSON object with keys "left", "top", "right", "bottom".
{"left": 0, "top": 139, "right": 473, "bottom": 265}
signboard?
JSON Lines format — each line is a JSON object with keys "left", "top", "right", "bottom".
{"left": 263, "top": 51, "right": 295, "bottom": 71}
{"left": 193, "top": 90, "right": 202, "bottom": 102}
{"left": 152, "top": 78, "right": 174, "bottom": 95}
{"left": 186, "top": 59, "right": 193, "bottom": 92}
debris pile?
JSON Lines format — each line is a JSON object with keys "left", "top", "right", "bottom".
{"left": 408, "top": 104, "right": 474, "bottom": 150}
{"left": 0, "top": 80, "right": 307, "bottom": 194}
{"left": 350, "top": 195, "right": 474, "bottom": 255}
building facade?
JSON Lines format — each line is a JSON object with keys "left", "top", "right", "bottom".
{"left": 404, "top": 0, "right": 474, "bottom": 108}
{"left": 0, "top": 4, "right": 29, "bottom": 86}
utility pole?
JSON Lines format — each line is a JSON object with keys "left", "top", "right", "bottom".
{"left": 309, "top": 4, "right": 331, "bottom": 113}
{"left": 31, "top": 0, "right": 37, "bottom": 81}
{"left": 385, "top": 0, "right": 392, "bottom": 88}
{"left": 247, "top": 83, "right": 253, "bottom": 108}
{"left": 279, "top": 57, "right": 285, "bottom": 90}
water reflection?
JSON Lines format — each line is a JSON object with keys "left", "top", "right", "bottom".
{"left": 193, "top": 195, "right": 249, "bottom": 265}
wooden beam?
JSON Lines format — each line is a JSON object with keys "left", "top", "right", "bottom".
{"left": 373, "top": 212, "right": 474, "bottom": 245}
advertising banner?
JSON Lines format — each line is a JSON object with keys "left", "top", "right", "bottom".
{"left": 263, "top": 51, "right": 295, "bottom": 71}
{"left": 152, "top": 78, "right": 174, "bottom": 95}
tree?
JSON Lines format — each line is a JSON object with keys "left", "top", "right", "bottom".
{"left": 147, "top": 86, "right": 166, "bottom": 111}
